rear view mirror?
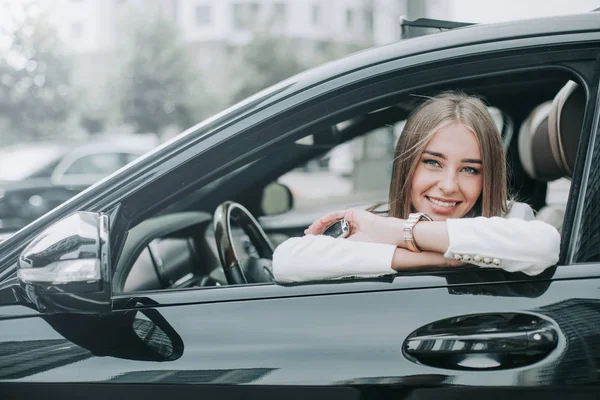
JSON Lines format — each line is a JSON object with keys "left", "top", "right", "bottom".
{"left": 16, "top": 211, "right": 111, "bottom": 314}
{"left": 261, "top": 182, "right": 293, "bottom": 216}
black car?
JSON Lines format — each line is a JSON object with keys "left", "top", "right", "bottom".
{"left": 2, "top": 13, "right": 600, "bottom": 400}
{"left": 0, "top": 137, "right": 156, "bottom": 235}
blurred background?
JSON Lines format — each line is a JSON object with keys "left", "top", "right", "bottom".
{"left": 0, "top": 0, "right": 598, "bottom": 233}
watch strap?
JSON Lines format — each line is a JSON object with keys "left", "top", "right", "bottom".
{"left": 404, "top": 212, "right": 433, "bottom": 252}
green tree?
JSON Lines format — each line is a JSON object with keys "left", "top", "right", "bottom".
{"left": 0, "top": 0, "right": 73, "bottom": 143}
{"left": 115, "top": 8, "right": 199, "bottom": 135}
{"left": 228, "top": 33, "right": 371, "bottom": 105}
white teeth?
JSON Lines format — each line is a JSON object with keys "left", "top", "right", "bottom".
{"left": 428, "top": 197, "right": 457, "bottom": 207}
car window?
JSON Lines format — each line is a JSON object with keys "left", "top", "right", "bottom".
{"left": 279, "top": 123, "right": 399, "bottom": 211}
{"left": 63, "top": 153, "right": 132, "bottom": 177}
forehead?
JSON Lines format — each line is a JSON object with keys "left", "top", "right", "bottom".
{"left": 425, "top": 122, "right": 481, "bottom": 157}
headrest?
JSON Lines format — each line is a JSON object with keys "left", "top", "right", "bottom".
{"left": 519, "top": 81, "right": 585, "bottom": 181}
{"left": 547, "top": 80, "right": 585, "bottom": 178}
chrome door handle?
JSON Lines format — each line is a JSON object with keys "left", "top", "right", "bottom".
{"left": 403, "top": 313, "right": 560, "bottom": 370}
{"left": 404, "top": 325, "right": 557, "bottom": 356}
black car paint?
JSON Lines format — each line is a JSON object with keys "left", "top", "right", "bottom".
{"left": 1, "top": 13, "right": 600, "bottom": 399}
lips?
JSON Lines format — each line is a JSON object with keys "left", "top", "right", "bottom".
{"left": 426, "top": 196, "right": 460, "bottom": 208}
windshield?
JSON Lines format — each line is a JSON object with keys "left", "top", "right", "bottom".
{"left": 0, "top": 145, "right": 65, "bottom": 181}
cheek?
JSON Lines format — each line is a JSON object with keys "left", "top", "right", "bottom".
{"left": 462, "top": 176, "right": 484, "bottom": 202}
{"left": 409, "top": 168, "right": 428, "bottom": 199}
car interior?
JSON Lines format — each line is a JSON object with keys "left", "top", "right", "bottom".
{"left": 112, "top": 68, "right": 587, "bottom": 294}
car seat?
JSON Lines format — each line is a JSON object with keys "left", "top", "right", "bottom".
{"left": 518, "top": 80, "right": 586, "bottom": 232}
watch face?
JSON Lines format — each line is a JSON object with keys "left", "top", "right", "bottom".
{"left": 323, "top": 219, "right": 350, "bottom": 238}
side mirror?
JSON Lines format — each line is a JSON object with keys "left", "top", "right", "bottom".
{"left": 261, "top": 182, "right": 293, "bottom": 216}
{"left": 16, "top": 211, "right": 111, "bottom": 314}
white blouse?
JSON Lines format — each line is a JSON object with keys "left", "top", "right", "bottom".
{"left": 272, "top": 203, "right": 561, "bottom": 283}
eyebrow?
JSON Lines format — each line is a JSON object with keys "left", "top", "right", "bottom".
{"left": 423, "top": 150, "right": 482, "bottom": 164}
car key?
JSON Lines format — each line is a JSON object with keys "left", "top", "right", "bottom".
{"left": 322, "top": 219, "right": 350, "bottom": 239}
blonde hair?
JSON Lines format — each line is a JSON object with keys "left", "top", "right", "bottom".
{"left": 388, "top": 91, "right": 508, "bottom": 218}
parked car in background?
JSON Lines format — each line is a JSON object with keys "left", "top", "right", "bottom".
{"left": 0, "top": 135, "right": 158, "bottom": 235}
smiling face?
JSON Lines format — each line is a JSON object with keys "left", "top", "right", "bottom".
{"left": 409, "top": 121, "right": 484, "bottom": 221}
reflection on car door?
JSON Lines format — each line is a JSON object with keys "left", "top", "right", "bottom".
{"left": 3, "top": 269, "right": 600, "bottom": 399}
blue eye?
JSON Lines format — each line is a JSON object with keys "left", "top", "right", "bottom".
{"left": 462, "top": 166, "right": 480, "bottom": 175}
{"left": 423, "top": 159, "right": 440, "bottom": 167}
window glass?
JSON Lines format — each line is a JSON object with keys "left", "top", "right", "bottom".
{"left": 274, "top": 2, "right": 286, "bottom": 23}
{"left": 312, "top": 4, "right": 321, "bottom": 26}
{"left": 232, "top": 2, "right": 259, "bottom": 30}
{"left": 345, "top": 9, "right": 354, "bottom": 30}
{"left": 63, "top": 153, "right": 128, "bottom": 176}
{"left": 195, "top": 5, "right": 211, "bottom": 26}
{"left": 71, "top": 21, "right": 84, "bottom": 38}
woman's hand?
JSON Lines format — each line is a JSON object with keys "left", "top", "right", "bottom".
{"left": 305, "top": 209, "right": 405, "bottom": 247}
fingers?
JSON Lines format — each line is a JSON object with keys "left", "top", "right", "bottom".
{"left": 304, "top": 210, "right": 348, "bottom": 235}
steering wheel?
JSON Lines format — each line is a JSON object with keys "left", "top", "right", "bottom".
{"left": 213, "top": 201, "right": 275, "bottom": 285}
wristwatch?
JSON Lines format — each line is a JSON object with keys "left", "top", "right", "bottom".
{"left": 404, "top": 212, "right": 433, "bottom": 252}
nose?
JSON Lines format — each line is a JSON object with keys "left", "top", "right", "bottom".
{"left": 438, "top": 169, "right": 459, "bottom": 194}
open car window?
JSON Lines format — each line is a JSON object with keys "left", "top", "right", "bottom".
{"left": 280, "top": 106, "right": 507, "bottom": 212}
{"left": 114, "top": 66, "right": 587, "bottom": 295}
{"left": 279, "top": 123, "right": 400, "bottom": 211}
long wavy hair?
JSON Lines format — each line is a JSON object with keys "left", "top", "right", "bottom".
{"left": 387, "top": 91, "right": 508, "bottom": 219}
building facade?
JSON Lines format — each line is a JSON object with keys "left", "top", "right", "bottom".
{"left": 52, "top": 0, "right": 405, "bottom": 56}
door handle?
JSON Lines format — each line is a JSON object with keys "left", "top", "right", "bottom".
{"left": 404, "top": 325, "right": 557, "bottom": 356}
{"left": 403, "top": 313, "right": 560, "bottom": 370}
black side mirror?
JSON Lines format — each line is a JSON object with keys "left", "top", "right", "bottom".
{"left": 261, "top": 182, "right": 293, "bottom": 216}
{"left": 16, "top": 211, "right": 111, "bottom": 314}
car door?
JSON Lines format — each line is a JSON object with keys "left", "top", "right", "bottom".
{"left": 3, "top": 263, "right": 599, "bottom": 400}
{"left": 2, "top": 21, "right": 600, "bottom": 400}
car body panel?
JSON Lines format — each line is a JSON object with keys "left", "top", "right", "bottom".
{"left": 1, "top": 276, "right": 600, "bottom": 389}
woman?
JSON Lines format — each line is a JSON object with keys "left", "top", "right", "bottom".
{"left": 272, "top": 92, "right": 561, "bottom": 283}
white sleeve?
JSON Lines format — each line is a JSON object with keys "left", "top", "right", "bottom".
{"left": 443, "top": 204, "right": 560, "bottom": 276}
{"left": 505, "top": 201, "right": 536, "bottom": 220}
{"left": 272, "top": 235, "right": 396, "bottom": 283}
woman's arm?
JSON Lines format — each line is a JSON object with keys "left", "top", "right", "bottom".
{"left": 411, "top": 216, "right": 560, "bottom": 275}
{"left": 272, "top": 235, "right": 396, "bottom": 283}
{"left": 304, "top": 204, "right": 560, "bottom": 276}
{"left": 391, "top": 247, "right": 464, "bottom": 271}
{"left": 272, "top": 235, "right": 462, "bottom": 283}
{"left": 410, "top": 202, "right": 539, "bottom": 254}
{"left": 439, "top": 216, "right": 560, "bottom": 275}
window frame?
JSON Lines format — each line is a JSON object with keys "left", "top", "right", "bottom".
{"left": 567, "top": 65, "right": 600, "bottom": 264}
{"left": 111, "top": 37, "right": 600, "bottom": 309}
